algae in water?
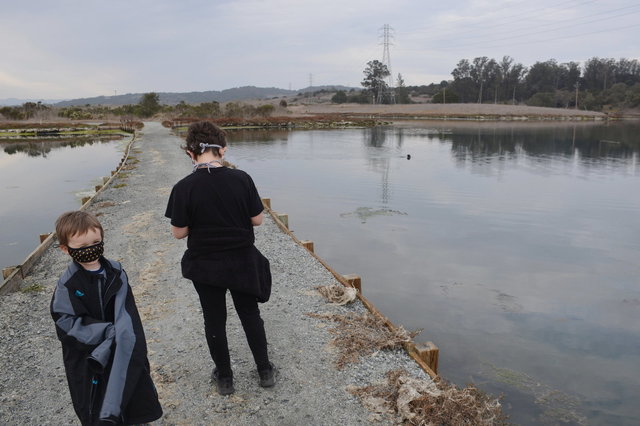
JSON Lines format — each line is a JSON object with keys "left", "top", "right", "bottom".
{"left": 340, "top": 207, "right": 407, "bottom": 223}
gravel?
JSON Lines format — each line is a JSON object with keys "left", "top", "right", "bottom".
{"left": 0, "top": 122, "right": 431, "bottom": 425}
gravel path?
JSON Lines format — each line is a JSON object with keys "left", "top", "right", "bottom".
{"left": 289, "top": 102, "right": 606, "bottom": 118}
{"left": 0, "top": 122, "right": 430, "bottom": 425}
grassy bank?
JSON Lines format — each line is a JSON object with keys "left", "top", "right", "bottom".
{"left": 162, "top": 115, "right": 384, "bottom": 131}
{"left": 0, "top": 121, "right": 143, "bottom": 140}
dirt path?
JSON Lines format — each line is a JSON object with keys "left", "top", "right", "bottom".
{"left": 0, "top": 122, "right": 430, "bottom": 425}
{"left": 287, "top": 102, "right": 606, "bottom": 119}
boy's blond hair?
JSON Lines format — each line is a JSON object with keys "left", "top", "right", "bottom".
{"left": 55, "top": 211, "right": 104, "bottom": 247}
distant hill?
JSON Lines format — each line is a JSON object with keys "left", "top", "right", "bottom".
{"left": 51, "top": 85, "right": 358, "bottom": 107}
{"left": 0, "top": 98, "right": 65, "bottom": 106}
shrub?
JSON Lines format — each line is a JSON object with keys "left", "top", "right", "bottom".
{"left": 331, "top": 91, "right": 348, "bottom": 104}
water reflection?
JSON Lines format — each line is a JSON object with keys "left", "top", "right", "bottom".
{"left": 226, "top": 128, "right": 291, "bottom": 143}
{"left": 365, "top": 126, "right": 386, "bottom": 147}
{"left": 228, "top": 121, "right": 640, "bottom": 425}
{"left": 447, "top": 126, "right": 637, "bottom": 160}
{"left": 397, "top": 122, "right": 640, "bottom": 162}
{"left": 363, "top": 126, "right": 406, "bottom": 149}
{"left": 0, "top": 138, "right": 124, "bottom": 268}
{"left": 178, "top": 127, "right": 292, "bottom": 143}
{"left": 1, "top": 136, "right": 124, "bottom": 158}
{"left": 362, "top": 127, "right": 411, "bottom": 205}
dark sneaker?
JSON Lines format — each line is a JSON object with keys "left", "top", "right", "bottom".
{"left": 211, "top": 369, "right": 234, "bottom": 395}
{"left": 258, "top": 363, "right": 276, "bottom": 388}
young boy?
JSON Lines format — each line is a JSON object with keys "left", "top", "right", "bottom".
{"left": 50, "top": 211, "right": 162, "bottom": 425}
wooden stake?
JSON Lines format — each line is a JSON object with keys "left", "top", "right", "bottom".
{"left": 277, "top": 213, "right": 288, "bottom": 229}
{"left": 343, "top": 274, "right": 361, "bottom": 292}
{"left": 300, "top": 240, "right": 314, "bottom": 253}
{"left": 2, "top": 266, "right": 19, "bottom": 280}
{"left": 416, "top": 341, "right": 439, "bottom": 374}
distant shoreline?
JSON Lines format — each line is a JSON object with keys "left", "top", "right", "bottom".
{"left": 286, "top": 102, "right": 611, "bottom": 121}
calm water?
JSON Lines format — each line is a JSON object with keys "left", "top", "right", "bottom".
{"left": 0, "top": 138, "right": 126, "bottom": 269}
{"left": 225, "top": 121, "right": 640, "bottom": 425}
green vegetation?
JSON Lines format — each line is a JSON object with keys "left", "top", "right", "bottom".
{"left": 331, "top": 90, "right": 348, "bottom": 104}
{"left": 0, "top": 121, "right": 136, "bottom": 141}
{"left": 431, "top": 88, "right": 459, "bottom": 103}
{"left": 21, "top": 283, "right": 46, "bottom": 293}
{"left": 138, "top": 92, "right": 162, "bottom": 117}
{"left": 361, "top": 60, "right": 391, "bottom": 104}
{"left": 395, "top": 73, "right": 411, "bottom": 104}
{"left": 350, "top": 56, "right": 640, "bottom": 111}
{"left": 1, "top": 102, "right": 50, "bottom": 120}
{"left": 445, "top": 56, "right": 640, "bottom": 110}
{"left": 4, "top": 56, "right": 638, "bottom": 124}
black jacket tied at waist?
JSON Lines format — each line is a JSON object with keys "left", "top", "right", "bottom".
{"left": 181, "top": 227, "right": 271, "bottom": 302}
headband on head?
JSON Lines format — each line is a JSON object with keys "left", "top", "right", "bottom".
{"left": 199, "top": 143, "right": 223, "bottom": 154}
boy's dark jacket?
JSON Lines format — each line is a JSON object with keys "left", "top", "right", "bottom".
{"left": 51, "top": 257, "right": 162, "bottom": 425}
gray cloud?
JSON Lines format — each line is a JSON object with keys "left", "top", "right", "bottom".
{"left": 1, "top": 0, "right": 638, "bottom": 99}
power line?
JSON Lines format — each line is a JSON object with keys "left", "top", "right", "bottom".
{"left": 378, "top": 24, "right": 395, "bottom": 104}
{"left": 442, "top": 5, "right": 640, "bottom": 49}
{"left": 407, "top": 0, "right": 597, "bottom": 38}
{"left": 380, "top": 24, "right": 394, "bottom": 87}
{"left": 396, "top": 4, "right": 640, "bottom": 54}
{"left": 446, "top": 21, "right": 640, "bottom": 52}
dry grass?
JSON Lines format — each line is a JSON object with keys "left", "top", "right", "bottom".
{"left": 162, "top": 115, "right": 379, "bottom": 129}
{"left": 310, "top": 299, "right": 507, "bottom": 424}
{"left": 350, "top": 369, "right": 508, "bottom": 425}
{"left": 288, "top": 103, "right": 605, "bottom": 119}
{"left": 315, "top": 284, "right": 358, "bottom": 305}
{"left": 308, "top": 311, "right": 418, "bottom": 369}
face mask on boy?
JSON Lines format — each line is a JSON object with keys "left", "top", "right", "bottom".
{"left": 67, "top": 241, "right": 104, "bottom": 263}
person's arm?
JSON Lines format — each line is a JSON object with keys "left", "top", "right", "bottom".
{"left": 251, "top": 212, "right": 263, "bottom": 226}
{"left": 51, "top": 285, "right": 114, "bottom": 352}
{"left": 171, "top": 225, "right": 189, "bottom": 239}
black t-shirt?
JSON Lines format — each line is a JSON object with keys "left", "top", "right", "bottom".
{"left": 165, "top": 167, "right": 263, "bottom": 234}
{"left": 165, "top": 166, "right": 271, "bottom": 300}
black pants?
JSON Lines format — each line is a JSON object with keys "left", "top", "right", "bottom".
{"left": 192, "top": 282, "right": 270, "bottom": 377}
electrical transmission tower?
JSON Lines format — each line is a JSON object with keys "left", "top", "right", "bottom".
{"left": 378, "top": 24, "right": 395, "bottom": 104}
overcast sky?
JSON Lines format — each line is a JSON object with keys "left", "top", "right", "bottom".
{"left": 1, "top": 0, "right": 639, "bottom": 100}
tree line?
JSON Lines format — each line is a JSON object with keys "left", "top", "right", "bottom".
{"left": 445, "top": 56, "right": 640, "bottom": 110}
{"left": 348, "top": 56, "right": 640, "bottom": 110}
{"left": 109, "top": 93, "right": 276, "bottom": 119}
{"left": 0, "top": 92, "right": 281, "bottom": 121}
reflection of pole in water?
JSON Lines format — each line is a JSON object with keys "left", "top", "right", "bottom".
{"left": 40, "top": 141, "right": 47, "bottom": 158}
{"left": 365, "top": 127, "right": 392, "bottom": 205}
{"left": 381, "top": 157, "right": 389, "bottom": 205}
{"left": 395, "top": 127, "right": 404, "bottom": 148}
{"left": 367, "top": 156, "right": 391, "bottom": 205}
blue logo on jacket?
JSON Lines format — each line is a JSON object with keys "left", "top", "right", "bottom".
{"left": 75, "top": 290, "right": 85, "bottom": 297}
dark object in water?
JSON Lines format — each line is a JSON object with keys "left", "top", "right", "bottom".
{"left": 407, "top": 154, "right": 411, "bottom": 160}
